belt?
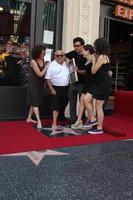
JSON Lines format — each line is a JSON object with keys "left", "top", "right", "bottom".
{"left": 53, "top": 85, "right": 68, "bottom": 89}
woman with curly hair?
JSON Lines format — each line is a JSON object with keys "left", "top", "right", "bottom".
{"left": 26, "top": 44, "right": 48, "bottom": 129}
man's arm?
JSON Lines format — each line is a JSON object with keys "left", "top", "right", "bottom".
{"left": 47, "top": 79, "right": 56, "bottom": 95}
{"left": 65, "top": 51, "right": 73, "bottom": 60}
{"left": 76, "top": 68, "right": 86, "bottom": 75}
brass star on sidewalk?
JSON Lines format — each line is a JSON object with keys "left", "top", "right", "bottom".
{"left": 1, "top": 150, "right": 70, "bottom": 166}
{"left": 42, "top": 125, "right": 80, "bottom": 136}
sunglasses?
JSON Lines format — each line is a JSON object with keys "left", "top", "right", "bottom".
{"left": 55, "top": 54, "right": 64, "bottom": 57}
{"left": 73, "top": 44, "right": 82, "bottom": 48}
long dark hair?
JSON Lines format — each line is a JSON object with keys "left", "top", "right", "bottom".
{"left": 94, "top": 38, "right": 110, "bottom": 56}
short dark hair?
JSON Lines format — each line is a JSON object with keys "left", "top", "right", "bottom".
{"left": 84, "top": 44, "right": 95, "bottom": 54}
{"left": 73, "top": 37, "right": 85, "bottom": 45}
{"left": 31, "top": 44, "right": 46, "bottom": 59}
{"left": 94, "top": 38, "right": 110, "bottom": 56}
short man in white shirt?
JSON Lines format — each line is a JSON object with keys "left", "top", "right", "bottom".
{"left": 45, "top": 50, "right": 69, "bottom": 128}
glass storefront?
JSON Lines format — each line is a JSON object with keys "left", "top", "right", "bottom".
{"left": 0, "top": 0, "right": 61, "bottom": 86}
{"left": 0, "top": 0, "right": 31, "bottom": 86}
{"left": 0, "top": 0, "right": 63, "bottom": 119}
{"left": 42, "top": 0, "right": 57, "bottom": 61}
{"left": 100, "top": 1, "right": 133, "bottom": 92}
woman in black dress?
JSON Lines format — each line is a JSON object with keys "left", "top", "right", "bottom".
{"left": 71, "top": 44, "right": 95, "bottom": 129}
{"left": 84, "top": 38, "right": 112, "bottom": 134}
{"left": 26, "top": 44, "right": 48, "bottom": 129}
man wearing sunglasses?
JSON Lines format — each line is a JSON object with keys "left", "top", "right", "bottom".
{"left": 65, "top": 37, "right": 87, "bottom": 124}
{"left": 45, "top": 50, "right": 69, "bottom": 128}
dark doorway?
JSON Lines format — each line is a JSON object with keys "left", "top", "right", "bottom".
{"left": 109, "top": 19, "right": 133, "bottom": 91}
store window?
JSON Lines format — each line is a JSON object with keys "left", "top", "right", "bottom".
{"left": 0, "top": 0, "right": 31, "bottom": 86}
{"left": 109, "top": 20, "right": 133, "bottom": 92}
{"left": 42, "top": 0, "right": 57, "bottom": 61}
{"left": 100, "top": 1, "right": 133, "bottom": 92}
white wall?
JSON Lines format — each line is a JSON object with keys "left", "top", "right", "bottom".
{"left": 63, "top": 0, "right": 100, "bottom": 118}
{"left": 62, "top": 0, "right": 100, "bottom": 52}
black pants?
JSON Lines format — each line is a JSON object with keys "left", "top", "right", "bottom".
{"left": 51, "top": 86, "right": 68, "bottom": 118}
{"left": 68, "top": 83, "right": 84, "bottom": 123}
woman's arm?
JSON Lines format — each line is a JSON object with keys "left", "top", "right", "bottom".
{"left": 108, "top": 70, "right": 113, "bottom": 77}
{"left": 42, "top": 61, "right": 50, "bottom": 75}
{"left": 91, "top": 55, "right": 104, "bottom": 74}
{"left": 31, "top": 60, "right": 47, "bottom": 77}
{"left": 76, "top": 68, "right": 86, "bottom": 75}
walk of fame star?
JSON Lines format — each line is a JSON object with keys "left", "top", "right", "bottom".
{"left": 0, "top": 150, "right": 70, "bottom": 166}
{"left": 41, "top": 125, "right": 81, "bottom": 136}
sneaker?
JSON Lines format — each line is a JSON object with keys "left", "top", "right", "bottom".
{"left": 82, "top": 120, "right": 98, "bottom": 129}
{"left": 51, "top": 125, "right": 58, "bottom": 129}
{"left": 37, "top": 124, "right": 42, "bottom": 129}
{"left": 88, "top": 128, "right": 103, "bottom": 134}
{"left": 82, "top": 119, "right": 91, "bottom": 129}
{"left": 71, "top": 120, "right": 83, "bottom": 129}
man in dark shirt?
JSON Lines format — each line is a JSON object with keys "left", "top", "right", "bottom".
{"left": 65, "top": 37, "right": 87, "bottom": 123}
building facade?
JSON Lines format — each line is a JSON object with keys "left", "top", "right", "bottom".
{"left": 62, "top": 0, "right": 100, "bottom": 52}
{"left": 100, "top": 0, "right": 133, "bottom": 93}
{"left": 0, "top": 0, "right": 132, "bottom": 119}
{"left": 0, "top": 0, "right": 100, "bottom": 119}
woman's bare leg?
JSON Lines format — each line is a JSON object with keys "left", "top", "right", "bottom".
{"left": 52, "top": 110, "right": 59, "bottom": 127}
{"left": 84, "top": 93, "right": 96, "bottom": 122}
{"left": 33, "top": 106, "right": 42, "bottom": 128}
{"left": 26, "top": 106, "right": 37, "bottom": 123}
{"left": 77, "top": 94, "right": 85, "bottom": 122}
{"left": 95, "top": 100, "right": 105, "bottom": 130}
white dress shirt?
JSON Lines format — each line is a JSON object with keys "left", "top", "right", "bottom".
{"left": 45, "top": 60, "right": 69, "bottom": 86}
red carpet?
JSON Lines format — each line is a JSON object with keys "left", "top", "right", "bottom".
{"left": 0, "top": 119, "right": 133, "bottom": 155}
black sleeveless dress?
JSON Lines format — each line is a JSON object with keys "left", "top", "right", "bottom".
{"left": 82, "top": 62, "right": 95, "bottom": 93}
{"left": 27, "top": 60, "right": 45, "bottom": 106}
{"left": 88, "top": 63, "right": 112, "bottom": 100}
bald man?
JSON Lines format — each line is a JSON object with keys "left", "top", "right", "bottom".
{"left": 45, "top": 50, "right": 69, "bottom": 128}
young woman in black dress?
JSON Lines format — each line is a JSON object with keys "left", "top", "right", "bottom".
{"left": 26, "top": 44, "right": 48, "bottom": 129}
{"left": 71, "top": 44, "right": 95, "bottom": 129}
{"left": 84, "top": 38, "right": 112, "bottom": 134}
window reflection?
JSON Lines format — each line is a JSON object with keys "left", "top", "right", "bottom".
{"left": 43, "top": 0, "right": 56, "bottom": 30}
{"left": 0, "top": 0, "right": 31, "bottom": 86}
{"left": 43, "top": 0, "right": 56, "bottom": 61}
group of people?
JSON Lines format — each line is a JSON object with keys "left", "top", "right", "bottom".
{"left": 0, "top": 40, "right": 30, "bottom": 86}
{"left": 26, "top": 36, "right": 112, "bottom": 134}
